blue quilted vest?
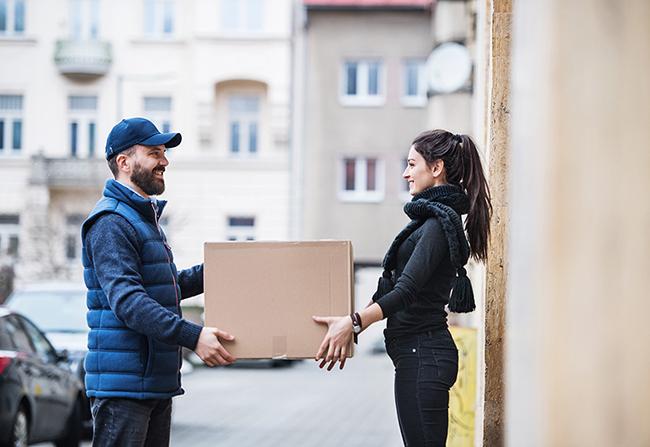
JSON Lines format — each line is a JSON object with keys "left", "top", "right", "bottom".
{"left": 81, "top": 180, "right": 184, "bottom": 399}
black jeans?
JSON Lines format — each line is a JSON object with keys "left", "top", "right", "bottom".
{"left": 90, "top": 397, "right": 172, "bottom": 447}
{"left": 386, "top": 329, "right": 459, "bottom": 447}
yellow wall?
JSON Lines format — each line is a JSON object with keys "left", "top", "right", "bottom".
{"left": 448, "top": 326, "right": 477, "bottom": 447}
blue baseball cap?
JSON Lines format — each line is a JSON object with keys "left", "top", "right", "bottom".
{"left": 105, "top": 117, "right": 182, "bottom": 160}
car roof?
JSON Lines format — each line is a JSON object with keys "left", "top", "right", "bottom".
{"left": 11, "top": 282, "right": 86, "bottom": 293}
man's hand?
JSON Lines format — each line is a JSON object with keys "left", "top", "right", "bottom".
{"left": 194, "top": 327, "right": 236, "bottom": 367}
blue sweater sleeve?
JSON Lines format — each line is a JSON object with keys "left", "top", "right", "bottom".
{"left": 375, "top": 218, "right": 449, "bottom": 317}
{"left": 85, "top": 214, "right": 202, "bottom": 350}
{"left": 178, "top": 264, "right": 203, "bottom": 299}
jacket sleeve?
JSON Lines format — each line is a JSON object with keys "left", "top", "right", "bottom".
{"left": 85, "top": 214, "right": 202, "bottom": 349}
{"left": 375, "top": 218, "right": 449, "bottom": 318}
{"left": 178, "top": 264, "right": 204, "bottom": 299}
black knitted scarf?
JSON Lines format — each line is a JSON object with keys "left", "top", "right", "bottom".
{"left": 373, "top": 184, "right": 476, "bottom": 313}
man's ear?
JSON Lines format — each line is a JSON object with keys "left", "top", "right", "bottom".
{"left": 115, "top": 153, "right": 131, "bottom": 174}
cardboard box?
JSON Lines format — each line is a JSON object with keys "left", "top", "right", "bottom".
{"left": 204, "top": 241, "right": 354, "bottom": 359}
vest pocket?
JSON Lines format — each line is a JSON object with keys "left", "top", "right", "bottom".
{"left": 142, "top": 337, "right": 155, "bottom": 377}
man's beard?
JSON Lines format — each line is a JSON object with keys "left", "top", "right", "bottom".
{"left": 131, "top": 162, "right": 165, "bottom": 196}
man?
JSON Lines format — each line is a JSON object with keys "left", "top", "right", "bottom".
{"left": 81, "top": 117, "right": 236, "bottom": 446}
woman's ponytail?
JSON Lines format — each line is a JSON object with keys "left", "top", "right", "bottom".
{"left": 411, "top": 129, "right": 492, "bottom": 262}
{"left": 458, "top": 134, "right": 492, "bottom": 262}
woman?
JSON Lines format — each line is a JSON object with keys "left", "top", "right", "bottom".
{"left": 313, "top": 129, "right": 491, "bottom": 447}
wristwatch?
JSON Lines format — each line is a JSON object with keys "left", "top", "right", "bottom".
{"left": 350, "top": 312, "right": 362, "bottom": 344}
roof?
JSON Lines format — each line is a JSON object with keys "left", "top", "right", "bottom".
{"left": 304, "top": 0, "right": 433, "bottom": 10}
{"left": 10, "top": 281, "right": 85, "bottom": 293}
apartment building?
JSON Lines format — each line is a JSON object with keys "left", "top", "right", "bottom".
{"left": 0, "top": 0, "right": 293, "bottom": 285}
{"left": 294, "top": 0, "right": 434, "bottom": 263}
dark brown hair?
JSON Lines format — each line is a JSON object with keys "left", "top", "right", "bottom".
{"left": 412, "top": 129, "right": 492, "bottom": 261}
{"left": 107, "top": 146, "right": 136, "bottom": 177}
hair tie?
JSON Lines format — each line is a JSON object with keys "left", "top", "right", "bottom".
{"left": 454, "top": 134, "right": 463, "bottom": 144}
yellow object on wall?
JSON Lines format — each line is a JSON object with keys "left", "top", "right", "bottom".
{"left": 447, "top": 326, "right": 477, "bottom": 447}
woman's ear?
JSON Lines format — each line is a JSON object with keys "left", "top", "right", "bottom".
{"left": 431, "top": 159, "right": 445, "bottom": 178}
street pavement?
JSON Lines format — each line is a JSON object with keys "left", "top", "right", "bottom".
{"left": 169, "top": 324, "right": 402, "bottom": 447}
{"left": 66, "top": 325, "right": 401, "bottom": 447}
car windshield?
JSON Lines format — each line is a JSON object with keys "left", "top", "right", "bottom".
{"left": 7, "top": 290, "right": 87, "bottom": 333}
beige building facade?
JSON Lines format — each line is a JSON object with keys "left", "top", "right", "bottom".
{"left": 295, "top": 1, "right": 434, "bottom": 264}
{"left": 0, "top": 0, "right": 293, "bottom": 287}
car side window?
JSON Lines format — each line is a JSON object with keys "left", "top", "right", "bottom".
{"left": 19, "top": 317, "right": 58, "bottom": 364}
{"left": 0, "top": 317, "right": 15, "bottom": 350}
{"left": 5, "top": 315, "right": 35, "bottom": 355}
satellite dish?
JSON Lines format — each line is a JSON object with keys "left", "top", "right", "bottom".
{"left": 426, "top": 42, "right": 472, "bottom": 94}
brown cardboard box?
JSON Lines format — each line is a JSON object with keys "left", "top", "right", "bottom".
{"left": 204, "top": 241, "right": 354, "bottom": 359}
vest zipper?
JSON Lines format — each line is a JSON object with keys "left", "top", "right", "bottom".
{"left": 152, "top": 203, "right": 180, "bottom": 309}
{"left": 152, "top": 202, "right": 183, "bottom": 387}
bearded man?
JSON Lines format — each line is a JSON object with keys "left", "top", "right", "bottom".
{"left": 81, "top": 117, "right": 236, "bottom": 446}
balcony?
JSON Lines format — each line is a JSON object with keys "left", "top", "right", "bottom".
{"left": 30, "top": 154, "right": 109, "bottom": 189}
{"left": 54, "top": 39, "right": 112, "bottom": 78}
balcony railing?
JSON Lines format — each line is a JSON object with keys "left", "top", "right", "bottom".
{"left": 31, "top": 155, "right": 109, "bottom": 189}
{"left": 54, "top": 39, "right": 112, "bottom": 78}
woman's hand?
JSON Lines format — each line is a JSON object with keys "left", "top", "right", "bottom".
{"left": 312, "top": 315, "right": 353, "bottom": 371}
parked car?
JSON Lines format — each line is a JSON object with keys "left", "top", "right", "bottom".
{"left": 4, "top": 283, "right": 92, "bottom": 437}
{"left": 0, "top": 307, "right": 83, "bottom": 447}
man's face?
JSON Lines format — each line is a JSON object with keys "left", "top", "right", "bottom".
{"left": 129, "top": 144, "right": 169, "bottom": 196}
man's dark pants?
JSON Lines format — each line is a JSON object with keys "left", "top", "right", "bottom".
{"left": 90, "top": 397, "right": 172, "bottom": 447}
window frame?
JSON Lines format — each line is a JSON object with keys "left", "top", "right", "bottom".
{"left": 401, "top": 58, "right": 428, "bottom": 107}
{"left": 0, "top": 0, "right": 26, "bottom": 36}
{"left": 0, "top": 94, "right": 23, "bottom": 156}
{"left": 143, "top": 0, "right": 174, "bottom": 39}
{"left": 337, "top": 156, "right": 385, "bottom": 203}
{"left": 70, "top": 0, "right": 100, "bottom": 39}
{"left": 143, "top": 95, "right": 173, "bottom": 134}
{"left": 0, "top": 214, "right": 19, "bottom": 258}
{"left": 20, "top": 316, "right": 59, "bottom": 364}
{"left": 68, "top": 95, "right": 98, "bottom": 159}
{"left": 339, "top": 59, "right": 385, "bottom": 107}
{"left": 219, "top": 0, "right": 264, "bottom": 34}
{"left": 65, "top": 213, "right": 84, "bottom": 262}
{"left": 5, "top": 315, "right": 34, "bottom": 355}
{"left": 227, "top": 94, "right": 260, "bottom": 157}
{"left": 225, "top": 216, "right": 256, "bottom": 241}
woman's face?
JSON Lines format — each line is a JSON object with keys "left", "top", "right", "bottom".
{"left": 403, "top": 146, "right": 443, "bottom": 195}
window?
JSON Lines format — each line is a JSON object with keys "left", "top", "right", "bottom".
{"left": 0, "top": 318, "right": 14, "bottom": 350}
{"left": 143, "top": 96, "right": 172, "bottom": 133}
{"left": 402, "top": 59, "right": 427, "bottom": 106}
{"left": 0, "top": 94, "right": 22, "bottom": 155}
{"left": 68, "top": 95, "right": 97, "bottom": 158}
{"left": 339, "top": 157, "right": 384, "bottom": 202}
{"left": 0, "top": 0, "right": 25, "bottom": 35}
{"left": 228, "top": 95, "right": 259, "bottom": 156}
{"left": 70, "top": 0, "right": 99, "bottom": 39}
{"left": 220, "top": 0, "right": 263, "bottom": 33}
{"left": 0, "top": 214, "right": 19, "bottom": 259}
{"left": 341, "top": 60, "right": 384, "bottom": 106}
{"left": 20, "top": 317, "right": 57, "bottom": 364}
{"left": 5, "top": 315, "right": 33, "bottom": 354}
{"left": 226, "top": 216, "right": 255, "bottom": 241}
{"left": 144, "top": 0, "right": 174, "bottom": 37}
{"left": 65, "top": 214, "right": 84, "bottom": 262}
